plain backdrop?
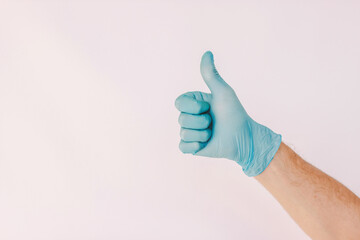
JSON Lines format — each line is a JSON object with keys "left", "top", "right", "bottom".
{"left": 1, "top": 1, "right": 360, "bottom": 239}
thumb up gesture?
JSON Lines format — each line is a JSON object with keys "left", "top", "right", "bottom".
{"left": 175, "top": 51, "right": 282, "bottom": 177}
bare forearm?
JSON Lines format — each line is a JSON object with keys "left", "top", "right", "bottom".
{"left": 255, "top": 142, "right": 360, "bottom": 240}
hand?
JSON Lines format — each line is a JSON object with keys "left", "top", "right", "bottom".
{"left": 175, "top": 51, "right": 282, "bottom": 177}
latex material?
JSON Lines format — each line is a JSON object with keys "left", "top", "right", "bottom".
{"left": 175, "top": 51, "right": 282, "bottom": 177}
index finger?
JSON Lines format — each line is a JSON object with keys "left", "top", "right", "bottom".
{"left": 175, "top": 94, "right": 210, "bottom": 114}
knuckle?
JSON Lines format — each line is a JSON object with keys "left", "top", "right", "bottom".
{"left": 178, "top": 114, "right": 184, "bottom": 125}
{"left": 180, "top": 128, "right": 186, "bottom": 140}
{"left": 175, "top": 97, "right": 181, "bottom": 109}
{"left": 179, "top": 141, "right": 185, "bottom": 152}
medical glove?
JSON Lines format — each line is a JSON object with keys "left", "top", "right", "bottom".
{"left": 175, "top": 51, "right": 282, "bottom": 177}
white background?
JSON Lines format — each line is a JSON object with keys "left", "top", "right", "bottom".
{"left": 1, "top": 1, "right": 360, "bottom": 239}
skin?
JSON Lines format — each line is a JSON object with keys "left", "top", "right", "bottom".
{"left": 255, "top": 142, "right": 360, "bottom": 239}
{"left": 177, "top": 51, "right": 360, "bottom": 239}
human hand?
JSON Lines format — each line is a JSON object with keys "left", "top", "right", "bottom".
{"left": 175, "top": 51, "right": 281, "bottom": 177}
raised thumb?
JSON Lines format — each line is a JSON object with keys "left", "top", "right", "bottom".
{"left": 200, "top": 51, "right": 230, "bottom": 94}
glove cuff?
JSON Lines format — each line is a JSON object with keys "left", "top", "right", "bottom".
{"left": 241, "top": 121, "right": 282, "bottom": 177}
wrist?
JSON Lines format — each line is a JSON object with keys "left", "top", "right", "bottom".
{"left": 241, "top": 120, "right": 282, "bottom": 177}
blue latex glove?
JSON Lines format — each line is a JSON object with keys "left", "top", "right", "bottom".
{"left": 175, "top": 51, "right": 282, "bottom": 177}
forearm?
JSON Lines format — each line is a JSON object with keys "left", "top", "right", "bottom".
{"left": 175, "top": 51, "right": 360, "bottom": 238}
{"left": 255, "top": 142, "right": 360, "bottom": 240}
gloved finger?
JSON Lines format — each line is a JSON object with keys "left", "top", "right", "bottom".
{"left": 175, "top": 93, "right": 210, "bottom": 114}
{"left": 178, "top": 113, "right": 211, "bottom": 129}
{"left": 180, "top": 128, "right": 212, "bottom": 142}
{"left": 179, "top": 140, "right": 206, "bottom": 154}
{"left": 200, "top": 51, "right": 232, "bottom": 94}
